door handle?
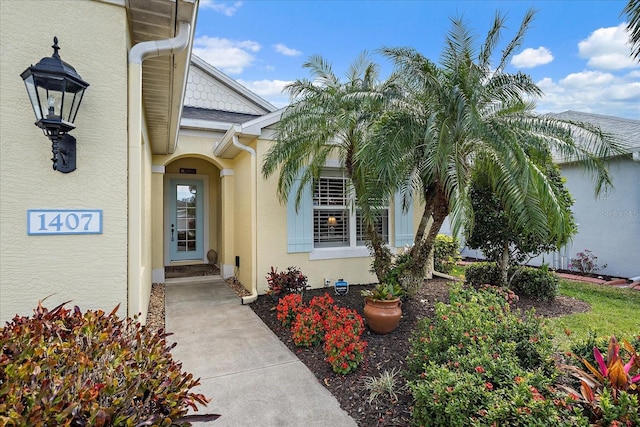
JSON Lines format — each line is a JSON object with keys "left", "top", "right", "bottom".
{"left": 171, "top": 224, "right": 175, "bottom": 241}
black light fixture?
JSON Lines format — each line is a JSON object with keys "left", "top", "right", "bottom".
{"left": 20, "top": 37, "right": 89, "bottom": 173}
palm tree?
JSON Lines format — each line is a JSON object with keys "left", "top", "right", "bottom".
{"left": 623, "top": 0, "right": 640, "bottom": 60}
{"left": 363, "top": 9, "right": 624, "bottom": 292}
{"left": 261, "top": 52, "right": 398, "bottom": 281}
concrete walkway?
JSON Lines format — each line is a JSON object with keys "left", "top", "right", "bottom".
{"left": 165, "top": 276, "right": 358, "bottom": 427}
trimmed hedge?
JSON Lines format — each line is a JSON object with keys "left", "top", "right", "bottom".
{"left": 464, "top": 262, "right": 558, "bottom": 301}
{"left": 510, "top": 266, "right": 559, "bottom": 302}
{"left": 464, "top": 262, "right": 503, "bottom": 288}
{"left": 434, "top": 234, "right": 461, "bottom": 274}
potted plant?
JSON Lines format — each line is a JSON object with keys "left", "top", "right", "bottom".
{"left": 361, "top": 282, "right": 404, "bottom": 334}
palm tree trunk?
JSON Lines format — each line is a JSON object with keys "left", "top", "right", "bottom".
{"left": 401, "top": 185, "right": 448, "bottom": 296}
{"left": 499, "top": 242, "right": 509, "bottom": 287}
{"left": 366, "top": 220, "right": 392, "bottom": 282}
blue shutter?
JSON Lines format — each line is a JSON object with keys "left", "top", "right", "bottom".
{"left": 287, "top": 177, "right": 313, "bottom": 253}
{"left": 394, "top": 190, "right": 414, "bottom": 247}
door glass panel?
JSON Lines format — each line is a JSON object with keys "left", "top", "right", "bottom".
{"left": 176, "top": 185, "right": 197, "bottom": 253}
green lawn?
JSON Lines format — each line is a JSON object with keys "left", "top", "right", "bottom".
{"left": 547, "top": 280, "right": 640, "bottom": 350}
{"left": 449, "top": 264, "right": 467, "bottom": 280}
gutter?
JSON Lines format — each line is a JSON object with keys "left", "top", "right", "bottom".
{"left": 227, "top": 131, "right": 259, "bottom": 304}
{"left": 126, "top": 21, "right": 192, "bottom": 321}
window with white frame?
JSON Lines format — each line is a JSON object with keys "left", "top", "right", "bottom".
{"left": 313, "top": 169, "right": 388, "bottom": 248}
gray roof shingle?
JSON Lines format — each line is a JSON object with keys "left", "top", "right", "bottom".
{"left": 550, "top": 110, "right": 640, "bottom": 152}
{"left": 182, "top": 106, "right": 262, "bottom": 124}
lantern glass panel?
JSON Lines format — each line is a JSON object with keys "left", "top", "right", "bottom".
{"left": 23, "top": 75, "right": 42, "bottom": 121}
{"left": 68, "top": 89, "right": 86, "bottom": 123}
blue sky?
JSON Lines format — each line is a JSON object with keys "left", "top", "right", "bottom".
{"left": 194, "top": 0, "right": 639, "bottom": 119}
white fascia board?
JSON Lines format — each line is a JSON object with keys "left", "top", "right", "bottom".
{"left": 214, "top": 125, "right": 241, "bottom": 158}
{"left": 241, "top": 109, "right": 283, "bottom": 136}
{"left": 181, "top": 117, "right": 233, "bottom": 132}
{"left": 190, "top": 55, "right": 277, "bottom": 113}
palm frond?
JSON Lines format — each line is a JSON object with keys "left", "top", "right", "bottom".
{"left": 495, "top": 8, "right": 536, "bottom": 74}
{"left": 622, "top": 0, "right": 640, "bottom": 60}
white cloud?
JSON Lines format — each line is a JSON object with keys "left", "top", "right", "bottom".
{"left": 199, "top": 0, "right": 243, "bottom": 16}
{"left": 192, "top": 37, "right": 260, "bottom": 74}
{"left": 578, "top": 23, "right": 638, "bottom": 70}
{"left": 560, "top": 70, "right": 615, "bottom": 88}
{"left": 237, "top": 79, "right": 293, "bottom": 108}
{"left": 534, "top": 71, "right": 640, "bottom": 119}
{"left": 511, "top": 47, "right": 554, "bottom": 68}
{"left": 274, "top": 43, "right": 302, "bottom": 57}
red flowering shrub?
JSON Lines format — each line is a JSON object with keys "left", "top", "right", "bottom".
{"left": 291, "top": 307, "right": 325, "bottom": 347}
{"left": 278, "top": 292, "right": 367, "bottom": 374}
{"left": 308, "top": 293, "right": 335, "bottom": 313}
{"left": 323, "top": 306, "right": 364, "bottom": 336}
{"left": 323, "top": 323, "right": 367, "bottom": 375}
{"left": 276, "top": 293, "right": 303, "bottom": 327}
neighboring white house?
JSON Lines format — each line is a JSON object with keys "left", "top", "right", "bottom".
{"left": 451, "top": 111, "right": 640, "bottom": 279}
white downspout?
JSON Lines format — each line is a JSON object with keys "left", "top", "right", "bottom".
{"left": 129, "top": 21, "right": 191, "bottom": 64}
{"left": 231, "top": 133, "right": 259, "bottom": 304}
{"left": 127, "top": 21, "right": 192, "bottom": 321}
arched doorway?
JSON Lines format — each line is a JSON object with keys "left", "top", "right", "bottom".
{"left": 162, "top": 157, "right": 222, "bottom": 271}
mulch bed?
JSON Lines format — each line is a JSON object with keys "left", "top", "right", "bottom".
{"left": 249, "top": 279, "right": 591, "bottom": 427}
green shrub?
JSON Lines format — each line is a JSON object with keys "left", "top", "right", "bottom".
{"left": 407, "top": 285, "right": 585, "bottom": 426}
{"left": 464, "top": 262, "right": 502, "bottom": 288}
{"left": 510, "top": 265, "right": 559, "bottom": 301}
{"left": 465, "top": 262, "right": 559, "bottom": 301}
{"left": 0, "top": 302, "right": 218, "bottom": 426}
{"left": 568, "top": 330, "right": 610, "bottom": 368}
{"left": 434, "top": 234, "right": 461, "bottom": 274}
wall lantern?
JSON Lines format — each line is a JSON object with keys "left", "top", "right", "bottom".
{"left": 20, "top": 37, "right": 89, "bottom": 173}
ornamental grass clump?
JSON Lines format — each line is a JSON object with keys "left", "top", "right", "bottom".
{"left": 407, "top": 284, "right": 587, "bottom": 426}
{"left": 0, "top": 301, "right": 219, "bottom": 426}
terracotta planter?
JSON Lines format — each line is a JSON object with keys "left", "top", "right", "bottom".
{"left": 363, "top": 297, "right": 402, "bottom": 334}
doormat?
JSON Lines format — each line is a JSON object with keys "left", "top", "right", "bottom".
{"left": 165, "top": 264, "right": 220, "bottom": 279}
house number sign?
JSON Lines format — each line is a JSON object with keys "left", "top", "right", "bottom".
{"left": 27, "top": 209, "right": 102, "bottom": 235}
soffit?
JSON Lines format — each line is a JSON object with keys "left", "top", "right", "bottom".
{"left": 126, "top": 0, "right": 196, "bottom": 154}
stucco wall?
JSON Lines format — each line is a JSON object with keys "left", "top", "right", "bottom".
{"left": 233, "top": 148, "right": 256, "bottom": 289}
{"left": 0, "top": 0, "right": 129, "bottom": 322}
{"left": 552, "top": 157, "right": 639, "bottom": 278}
{"left": 255, "top": 140, "right": 378, "bottom": 292}
{"left": 445, "top": 157, "right": 640, "bottom": 279}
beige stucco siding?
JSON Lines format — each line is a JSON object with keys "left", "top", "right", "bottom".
{"left": 232, "top": 148, "right": 257, "bottom": 290}
{"left": 0, "top": 1, "right": 128, "bottom": 322}
{"left": 255, "top": 140, "right": 378, "bottom": 293}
